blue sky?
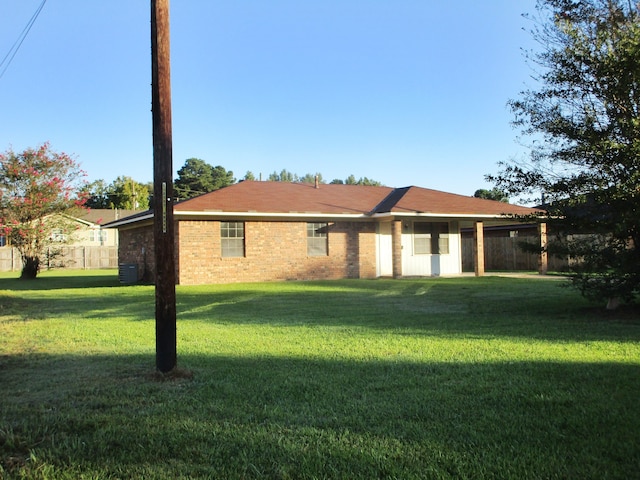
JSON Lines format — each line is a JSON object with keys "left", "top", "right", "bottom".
{"left": 0, "top": 0, "right": 538, "bottom": 198}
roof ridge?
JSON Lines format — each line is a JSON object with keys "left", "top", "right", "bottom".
{"left": 369, "top": 186, "right": 411, "bottom": 214}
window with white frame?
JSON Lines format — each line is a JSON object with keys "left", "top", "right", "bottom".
{"left": 50, "top": 229, "right": 67, "bottom": 243}
{"left": 90, "top": 229, "right": 108, "bottom": 243}
{"left": 307, "top": 222, "right": 328, "bottom": 256}
{"left": 221, "top": 221, "right": 245, "bottom": 257}
{"left": 413, "top": 222, "right": 449, "bottom": 255}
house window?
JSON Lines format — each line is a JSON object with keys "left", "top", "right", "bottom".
{"left": 414, "top": 222, "right": 449, "bottom": 255}
{"left": 307, "top": 222, "right": 328, "bottom": 256}
{"left": 0, "top": 235, "right": 6, "bottom": 247}
{"left": 413, "top": 222, "right": 432, "bottom": 254}
{"left": 90, "top": 229, "right": 108, "bottom": 243}
{"left": 50, "top": 229, "right": 67, "bottom": 243}
{"left": 221, "top": 221, "right": 245, "bottom": 257}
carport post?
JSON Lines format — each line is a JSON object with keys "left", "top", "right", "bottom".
{"left": 392, "top": 220, "right": 403, "bottom": 278}
{"left": 473, "top": 221, "right": 485, "bottom": 276}
{"left": 538, "top": 222, "right": 548, "bottom": 275}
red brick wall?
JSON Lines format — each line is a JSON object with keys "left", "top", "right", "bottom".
{"left": 117, "top": 220, "right": 378, "bottom": 285}
{"left": 177, "top": 220, "right": 378, "bottom": 285}
{"left": 118, "top": 225, "right": 156, "bottom": 282}
{"left": 392, "top": 220, "right": 403, "bottom": 278}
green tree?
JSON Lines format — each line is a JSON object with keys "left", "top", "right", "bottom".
{"left": 142, "top": 181, "right": 154, "bottom": 206}
{"left": 344, "top": 174, "right": 382, "bottom": 186}
{"left": 299, "top": 173, "right": 325, "bottom": 184}
{"left": 355, "top": 177, "right": 382, "bottom": 186}
{"left": 267, "top": 170, "right": 382, "bottom": 185}
{"left": 488, "top": 0, "right": 640, "bottom": 306}
{"left": 268, "top": 169, "right": 297, "bottom": 182}
{"left": 0, "top": 143, "right": 87, "bottom": 279}
{"left": 243, "top": 171, "right": 256, "bottom": 181}
{"left": 109, "top": 176, "right": 150, "bottom": 210}
{"left": 174, "top": 158, "right": 234, "bottom": 200}
{"left": 82, "top": 179, "right": 111, "bottom": 208}
{"left": 473, "top": 188, "right": 509, "bottom": 202}
{"left": 82, "top": 178, "right": 151, "bottom": 209}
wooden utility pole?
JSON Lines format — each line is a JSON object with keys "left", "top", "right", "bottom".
{"left": 151, "top": 0, "right": 176, "bottom": 373}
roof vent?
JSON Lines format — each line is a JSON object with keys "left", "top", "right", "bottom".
{"left": 315, "top": 175, "right": 319, "bottom": 189}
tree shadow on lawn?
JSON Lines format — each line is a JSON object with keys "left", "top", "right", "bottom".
{"left": 0, "top": 286, "right": 154, "bottom": 323}
{"left": 174, "top": 279, "right": 640, "bottom": 343}
{"left": 0, "top": 271, "right": 121, "bottom": 291}
{"left": 2, "top": 277, "right": 639, "bottom": 343}
{"left": 1, "top": 352, "right": 639, "bottom": 478}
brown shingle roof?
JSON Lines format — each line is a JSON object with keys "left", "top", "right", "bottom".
{"left": 391, "top": 187, "right": 538, "bottom": 216}
{"left": 175, "top": 181, "right": 540, "bottom": 217}
{"left": 175, "top": 181, "right": 394, "bottom": 215}
{"left": 106, "top": 181, "right": 542, "bottom": 229}
{"left": 77, "top": 209, "right": 142, "bottom": 225}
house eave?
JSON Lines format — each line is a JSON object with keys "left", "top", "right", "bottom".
{"left": 104, "top": 209, "right": 546, "bottom": 229}
{"left": 103, "top": 212, "right": 154, "bottom": 229}
{"left": 175, "top": 211, "right": 373, "bottom": 222}
{"left": 370, "top": 212, "right": 544, "bottom": 220}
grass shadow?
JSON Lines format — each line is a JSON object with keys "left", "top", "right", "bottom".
{"left": 1, "top": 276, "right": 638, "bottom": 343}
{"left": 1, "top": 352, "right": 639, "bottom": 478}
{"left": 0, "top": 270, "right": 121, "bottom": 291}
{"left": 174, "top": 278, "right": 640, "bottom": 343}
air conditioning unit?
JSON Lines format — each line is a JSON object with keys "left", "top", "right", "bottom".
{"left": 118, "top": 263, "right": 138, "bottom": 284}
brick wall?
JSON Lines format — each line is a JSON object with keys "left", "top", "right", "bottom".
{"left": 117, "top": 219, "right": 378, "bottom": 285}
{"left": 177, "top": 220, "right": 378, "bottom": 285}
{"left": 392, "top": 220, "right": 403, "bottom": 278}
{"left": 118, "top": 225, "right": 156, "bottom": 282}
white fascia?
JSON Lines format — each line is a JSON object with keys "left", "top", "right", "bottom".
{"left": 102, "top": 212, "right": 154, "bottom": 229}
{"left": 175, "top": 211, "right": 371, "bottom": 220}
{"left": 369, "top": 212, "right": 521, "bottom": 220}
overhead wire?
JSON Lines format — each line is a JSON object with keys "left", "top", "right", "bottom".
{"left": 0, "top": 0, "right": 48, "bottom": 80}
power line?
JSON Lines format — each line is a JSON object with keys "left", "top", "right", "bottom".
{"left": 0, "top": 0, "right": 48, "bottom": 80}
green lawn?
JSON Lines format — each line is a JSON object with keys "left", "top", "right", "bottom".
{"left": 1, "top": 270, "right": 639, "bottom": 479}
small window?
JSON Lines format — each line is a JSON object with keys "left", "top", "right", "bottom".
{"left": 413, "top": 222, "right": 432, "bottom": 254}
{"left": 50, "top": 229, "right": 67, "bottom": 243}
{"left": 414, "top": 222, "right": 449, "bottom": 255}
{"left": 221, "top": 221, "right": 245, "bottom": 257}
{"left": 90, "top": 229, "right": 108, "bottom": 243}
{"left": 435, "top": 223, "right": 450, "bottom": 254}
{"left": 307, "top": 222, "right": 328, "bottom": 256}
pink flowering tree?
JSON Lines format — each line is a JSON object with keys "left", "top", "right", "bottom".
{"left": 0, "top": 143, "right": 87, "bottom": 279}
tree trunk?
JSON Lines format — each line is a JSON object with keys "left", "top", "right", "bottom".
{"left": 21, "top": 256, "right": 40, "bottom": 279}
{"left": 606, "top": 296, "right": 622, "bottom": 310}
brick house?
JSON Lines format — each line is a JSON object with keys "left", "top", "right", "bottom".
{"left": 105, "top": 181, "right": 542, "bottom": 285}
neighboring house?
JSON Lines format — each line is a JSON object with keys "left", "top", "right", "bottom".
{"left": 70, "top": 209, "right": 140, "bottom": 247}
{"left": 104, "top": 181, "right": 542, "bottom": 285}
{"left": 0, "top": 209, "right": 139, "bottom": 249}
{"left": 0, "top": 208, "right": 140, "bottom": 271}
